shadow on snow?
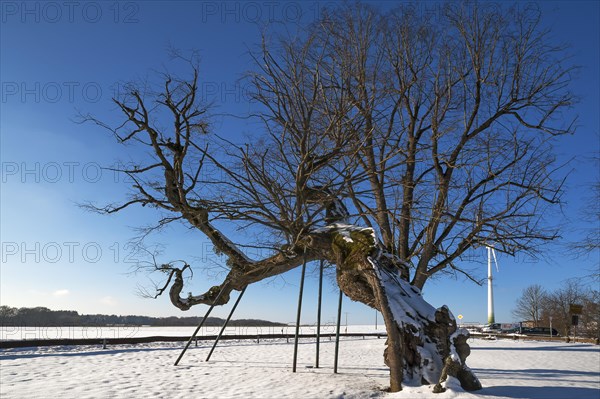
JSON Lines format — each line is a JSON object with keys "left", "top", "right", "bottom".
{"left": 471, "top": 344, "right": 599, "bottom": 353}
{"left": 477, "top": 385, "right": 599, "bottom": 399}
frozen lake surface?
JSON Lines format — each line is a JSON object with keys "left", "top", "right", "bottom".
{"left": 0, "top": 324, "right": 386, "bottom": 341}
{"left": 1, "top": 328, "right": 598, "bottom": 398}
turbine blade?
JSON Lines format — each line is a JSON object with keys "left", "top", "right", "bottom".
{"left": 491, "top": 248, "right": 499, "bottom": 272}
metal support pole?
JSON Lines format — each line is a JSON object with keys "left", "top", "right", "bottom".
{"left": 315, "top": 260, "right": 324, "bottom": 368}
{"left": 174, "top": 283, "right": 229, "bottom": 366}
{"left": 292, "top": 256, "right": 308, "bottom": 373}
{"left": 206, "top": 286, "right": 247, "bottom": 362}
{"left": 334, "top": 289, "right": 343, "bottom": 374}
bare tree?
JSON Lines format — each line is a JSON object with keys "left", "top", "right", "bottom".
{"left": 580, "top": 289, "right": 600, "bottom": 340}
{"left": 83, "top": 2, "right": 575, "bottom": 393}
{"left": 570, "top": 153, "right": 600, "bottom": 282}
{"left": 541, "top": 280, "right": 598, "bottom": 339}
{"left": 542, "top": 280, "right": 584, "bottom": 337}
{"left": 513, "top": 284, "right": 547, "bottom": 326}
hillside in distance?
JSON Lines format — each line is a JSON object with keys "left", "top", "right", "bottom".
{"left": 0, "top": 306, "right": 286, "bottom": 327}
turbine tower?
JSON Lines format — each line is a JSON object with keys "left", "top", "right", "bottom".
{"left": 487, "top": 246, "right": 499, "bottom": 324}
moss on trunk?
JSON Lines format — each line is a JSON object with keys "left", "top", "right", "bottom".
{"left": 329, "top": 225, "right": 481, "bottom": 393}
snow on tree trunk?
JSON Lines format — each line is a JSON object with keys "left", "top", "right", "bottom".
{"left": 328, "top": 224, "right": 481, "bottom": 393}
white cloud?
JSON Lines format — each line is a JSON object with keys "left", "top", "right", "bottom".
{"left": 52, "top": 289, "right": 70, "bottom": 297}
{"left": 100, "top": 296, "right": 117, "bottom": 306}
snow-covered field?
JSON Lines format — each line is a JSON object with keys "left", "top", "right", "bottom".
{"left": 1, "top": 330, "right": 599, "bottom": 398}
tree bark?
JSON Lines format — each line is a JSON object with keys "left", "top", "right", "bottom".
{"left": 329, "top": 224, "right": 481, "bottom": 392}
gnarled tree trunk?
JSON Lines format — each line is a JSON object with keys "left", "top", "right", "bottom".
{"left": 329, "top": 224, "right": 481, "bottom": 392}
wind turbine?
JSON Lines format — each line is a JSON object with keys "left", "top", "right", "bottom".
{"left": 487, "top": 246, "right": 500, "bottom": 324}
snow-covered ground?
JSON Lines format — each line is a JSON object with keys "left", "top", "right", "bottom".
{"left": 1, "top": 331, "right": 599, "bottom": 398}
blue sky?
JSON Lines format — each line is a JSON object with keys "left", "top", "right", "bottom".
{"left": 1, "top": 1, "right": 598, "bottom": 326}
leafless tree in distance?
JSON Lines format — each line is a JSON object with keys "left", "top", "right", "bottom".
{"left": 541, "top": 279, "right": 587, "bottom": 337}
{"left": 512, "top": 284, "right": 547, "bottom": 326}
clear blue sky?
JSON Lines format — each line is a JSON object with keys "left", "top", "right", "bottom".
{"left": 1, "top": 1, "right": 598, "bottom": 326}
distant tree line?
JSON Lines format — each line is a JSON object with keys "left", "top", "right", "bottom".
{"left": 513, "top": 280, "right": 599, "bottom": 338}
{"left": 0, "top": 306, "right": 286, "bottom": 327}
